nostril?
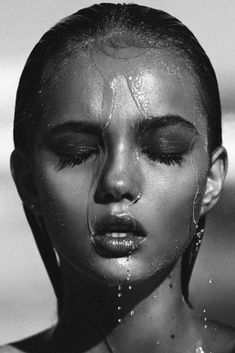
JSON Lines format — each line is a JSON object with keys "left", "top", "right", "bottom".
{"left": 96, "top": 191, "right": 120, "bottom": 204}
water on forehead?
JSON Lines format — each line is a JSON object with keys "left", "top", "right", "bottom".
{"left": 42, "top": 47, "right": 206, "bottom": 136}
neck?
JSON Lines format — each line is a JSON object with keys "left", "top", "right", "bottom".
{"left": 49, "top": 259, "right": 194, "bottom": 352}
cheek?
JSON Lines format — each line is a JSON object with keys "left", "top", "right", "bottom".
{"left": 161, "top": 174, "right": 201, "bottom": 226}
{"left": 34, "top": 162, "right": 94, "bottom": 260}
{"left": 142, "top": 163, "right": 206, "bottom": 255}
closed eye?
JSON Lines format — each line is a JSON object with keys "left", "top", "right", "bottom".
{"left": 56, "top": 145, "right": 99, "bottom": 170}
{"left": 140, "top": 146, "right": 185, "bottom": 166}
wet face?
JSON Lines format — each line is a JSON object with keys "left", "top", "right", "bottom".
{"left": 33, "top": 47, "right": 209, "bottom": 286}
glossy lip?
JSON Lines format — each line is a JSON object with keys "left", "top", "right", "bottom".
{"left": 91, "top": 215, "right": 147, "bottom": 258}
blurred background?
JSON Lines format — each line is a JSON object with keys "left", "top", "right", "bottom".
{"left": 0, "top": 0, "right": 235, "bottom": 345}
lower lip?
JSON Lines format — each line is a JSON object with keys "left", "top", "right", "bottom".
{"left": 92, "top": 232, "right": 146, "bottom": 258}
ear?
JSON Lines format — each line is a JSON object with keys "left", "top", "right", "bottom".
{"left": 200, "top": 146, "right": 228, "bottom": 216}
{"left": 10, "top": 149, "right": 41, "bottom": 213}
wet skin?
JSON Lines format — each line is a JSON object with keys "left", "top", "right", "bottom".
{"left": 33, "top": 47, "right": 209, "bottom": 287}
{"left": 11, "top": 48, "right": 235, "bottom": 353}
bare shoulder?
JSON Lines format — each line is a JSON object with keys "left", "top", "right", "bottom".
{"left": 0, "top": 328, "right": 54, "bottom": 353}
{"left": 209, "top": 320, "right": 235, "bottom": 352}
{"left": 194, "top": 314, "right": 235, "bottom": 352}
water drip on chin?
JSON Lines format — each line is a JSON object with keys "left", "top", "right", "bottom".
{"left": 117, "top": 284, "right": 123, "bottom": 323}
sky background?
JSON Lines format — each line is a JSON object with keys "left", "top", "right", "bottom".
{"left": 0, "top": 0, "right": 235, "bottom": 345}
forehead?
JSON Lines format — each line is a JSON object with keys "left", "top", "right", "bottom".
{"left": 41, "top": 47, "right": 206, "bottom": 133}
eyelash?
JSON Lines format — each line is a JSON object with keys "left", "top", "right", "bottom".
{"left": 140, "top": 147, "right": 185, "bottom": 166}
{"left": 56, "top": 147, "right": 99, "bottom": 170}
{"left": 56, "top": 145, "right": 185, "bottom": 170}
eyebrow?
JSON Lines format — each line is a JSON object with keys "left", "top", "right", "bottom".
{"left": 135, "top": 115, "right": 199, "bottom": 136}
{"left": 47, "top": 114, "right": 199, "bottom": 136}
{"left": 47, "top": 121, "right": 103, "bottom": 136}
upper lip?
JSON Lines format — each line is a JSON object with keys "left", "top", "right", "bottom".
{"left": 94, "top": 215, "right": 147, "bottom": 237}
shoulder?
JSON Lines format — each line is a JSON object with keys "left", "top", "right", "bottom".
{"left": 209, "top": 320, "right": 235, "bottom": 353}
{"left": 194, "top": 314, "right": 235, "bottom": 352}
{"left": 0, "top": 328, "right": 54, "bottom": 353}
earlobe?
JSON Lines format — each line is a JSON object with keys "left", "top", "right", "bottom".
{"left": 200, "top": 146, "right": 228, "bottom": 216}
{"left": 10, "top": 149, "right": 41, "bottom": 213}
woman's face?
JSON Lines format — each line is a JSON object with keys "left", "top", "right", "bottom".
{"left": 33, "top": 47, "right": 209, "bottom": 286}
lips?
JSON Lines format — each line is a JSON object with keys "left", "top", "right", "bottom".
{"left": 91, "top": 215, "right": 147, "bottom": 258}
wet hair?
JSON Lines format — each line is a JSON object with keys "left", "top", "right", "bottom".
{"left": 13, "top": 3, "right": 222, "bottom": 308}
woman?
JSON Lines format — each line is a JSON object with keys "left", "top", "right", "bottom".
{"left": 3, "top": 3, "right": 235, "bottom": 352}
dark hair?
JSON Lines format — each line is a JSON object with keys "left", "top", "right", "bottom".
{"left": 13, "top": 3, "right": 222, "bottom": 307}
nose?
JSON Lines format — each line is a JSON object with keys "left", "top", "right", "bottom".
{"left": 94, "top": 145, "right": 142, "bottom": 204}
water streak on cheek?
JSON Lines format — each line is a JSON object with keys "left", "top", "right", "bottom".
{"left": 182, "top": 76, "right": 209, "bottom": 240}
{"left": 190, "top": 141, "right": 201, "bottom": 226}
{"left": 86, "top": 75, "right": 117, "bottom": 238}
{"left": 125, "top": 73, "right": 146, "bottom": 206}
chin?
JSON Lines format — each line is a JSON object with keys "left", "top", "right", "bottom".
{"left": 74, "top": 251, "right": 175, "bottom": 289}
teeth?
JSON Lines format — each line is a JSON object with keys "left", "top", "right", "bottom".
{"left": 105, "top": 232, "right": 131, "bottom": 238}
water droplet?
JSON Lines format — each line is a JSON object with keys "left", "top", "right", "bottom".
{"left": 128, "top": 285, "right": 132, "bottom": 290}
{"left": 118, "top": 293, "right": 122, "bottom": 298}
{"left": 118, "top": 318, "right": 122, "bottom": 323}
{"left": 203, "top": 309, "right": 206, "bottom": 313}
{"left": 204, "top": 324, "right": 208, "bottom": 329}
{"left": 153, "top": 294, "right": 157, "bottom": 298}
{"left": 118, "top": 306, "right": 121, "bottom": 311}
{"left": 204, "top": 317, "right": 207, "bottom": 322}
{"left": 195, "top": 347, "right": 205, "bottom": 353}
{"left": 118, "top": 285, "right": 122, "bottom": 291}
{"left": 156, "top": 340, "right": 160, "bottom": 345}
{"left": 130, "top": 310, "right": 135, "bottom": 316}
{"left": 208, "top": 279, "right": 213, "bottom": 284}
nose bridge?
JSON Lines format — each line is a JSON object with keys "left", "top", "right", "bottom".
{"left": 108, "top": 137, "right": 133, "bottom": 179}
{"left": 95, "top": 135, "right": 141, "bottom": 203}
{"left": 94, "top": 73, "right": 143, "bottom": 203}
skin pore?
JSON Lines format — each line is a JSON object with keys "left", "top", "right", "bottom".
{"left": 11, "top": 46, "right": 232, "bottom": 352}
